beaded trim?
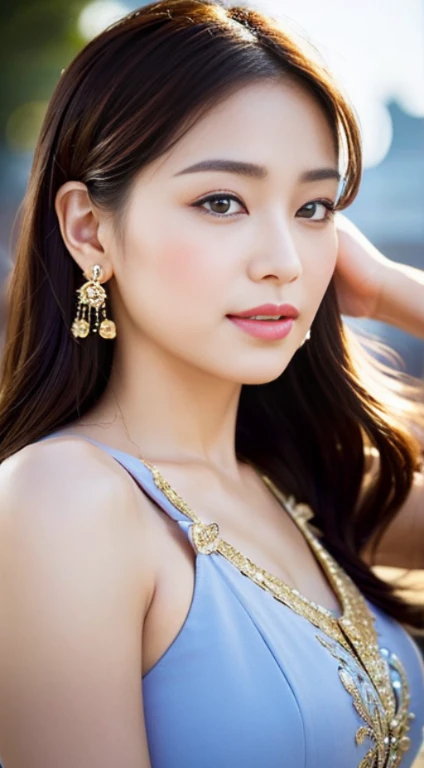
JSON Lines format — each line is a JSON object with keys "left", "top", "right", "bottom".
{"left": 140, "top": 458, "right": 415, "bottom": 766}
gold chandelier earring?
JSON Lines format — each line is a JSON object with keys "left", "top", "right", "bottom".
{"left": 71, "top": 264, "right": 117, "bottom": 340}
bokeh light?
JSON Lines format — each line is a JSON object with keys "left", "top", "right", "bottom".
{"left": 5, "top": 101, "right": 49, "bottom": 153}
{"left": 78, "top": 0, "right": 129, "bottom": 40}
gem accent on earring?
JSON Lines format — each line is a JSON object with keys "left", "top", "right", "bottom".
{"left": 71, "top": 264, "right": 116, "bottom": 340}
{"left": 79, "top": 281, "right": 106, "bottom": 310}
{"left": 71, "top": 319, "right": 90, "bottom": 338}
{"left": 99, "top": 318, "right": 117, "bottom": 339}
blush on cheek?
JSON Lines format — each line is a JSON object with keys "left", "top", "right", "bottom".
{"left": 156, "top": 238, "right": 217, "bottom": 290}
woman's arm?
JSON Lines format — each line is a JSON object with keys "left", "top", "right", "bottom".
{"left": 333, "top": 216, "right": 424, "bottom": 567}
{"left": 333, "top": 213, "right": 424, "bottom": 338}
{"left": 0, "top": 438, "right": 154, "bottom": 768}
{"left": 372, "top": 261, "right": 424, "bottom": 340}
{"left": 361, "top": 260, "right": 424, "bottom": 568}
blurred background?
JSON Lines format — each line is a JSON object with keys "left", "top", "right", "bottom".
{"left": 0, "top": 0, "right": 423, "bottom": 741}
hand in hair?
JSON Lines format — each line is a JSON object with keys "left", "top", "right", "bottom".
{"left": 332, "top": 212, "right": 391, "bottom": 319}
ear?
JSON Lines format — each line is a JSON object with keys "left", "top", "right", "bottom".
{"left": 54, "top": 181, "right": 113, "bottom": 281}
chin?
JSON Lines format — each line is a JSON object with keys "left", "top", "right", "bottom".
{"left": 230, "top": 360, "right": 292, "bottom": 386}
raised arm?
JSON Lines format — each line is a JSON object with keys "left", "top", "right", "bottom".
{"left": 0, "top": 438, "right": 155, "bottom": 768}
{"left": 373, "top": 260, "right": 424, "bottom": 340}
{"left": 333, "top": 213, "right": 424, "bottom": 339}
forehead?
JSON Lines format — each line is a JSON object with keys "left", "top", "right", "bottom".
{"left": 156, "top": 79, "right": 338, "bottom": 180}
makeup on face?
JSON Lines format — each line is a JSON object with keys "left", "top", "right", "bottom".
{"left": 226, "top": 302, "right": 298, "bottom": 340}
{"left": 226, "top": 315, "right": 295, "bottom": 340}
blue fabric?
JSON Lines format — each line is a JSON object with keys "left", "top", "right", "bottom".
{"left": 4, "top": 432, "right": 424, "bottom": 767}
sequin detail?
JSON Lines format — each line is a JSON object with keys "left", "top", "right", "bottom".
{"left": 140, "top": 458, "right": 415, "bottom": 766}
{"left": 316, "top": 636, "right": 414, "bottom": 767}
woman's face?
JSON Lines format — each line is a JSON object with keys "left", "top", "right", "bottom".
{"left": 108, "top": 79, "right": 341, "bottom": 385}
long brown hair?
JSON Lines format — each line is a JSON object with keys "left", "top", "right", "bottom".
{"left": 1, "top": 0, "right": 423, "bottom": 630}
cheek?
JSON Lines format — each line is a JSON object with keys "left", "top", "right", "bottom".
{"left": 123, "top": 226, "right": 228, "bottom": 329}
{"left": 156, "top": 239, "right": 207, "bottom": 289}
{"left": 299, "top": 239, "right": 337, "bottom": 322}
{"left": 147, "top": 218, "right": 230, "bottom": 303}
{"left": 313, "top": 257, "right": 337, "bottom": 293}
{"left": 306, "top": 236, "right": 338, "bottom": 289}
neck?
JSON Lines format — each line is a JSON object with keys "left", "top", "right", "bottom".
{"left": 82, "top": 335, "right": 246, "bottom": 481}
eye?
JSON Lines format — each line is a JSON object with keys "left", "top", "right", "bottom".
{"left": 191, "top": 193, "right": 246, "bottom": 218}
{"left": 191, "top": 193, "right": 336, "bottom": 222}
{"left": 297, "top": 200, "right": 335, "bottom": 223}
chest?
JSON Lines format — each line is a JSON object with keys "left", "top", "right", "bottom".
{"left": 141, "top": 483, "right": 341, "bottom": 677}
{"left": 142, "top": 535, "right": 424, "bottom": 768}
{"left": 138, "top": 464, "right": 423, "bottom": 767}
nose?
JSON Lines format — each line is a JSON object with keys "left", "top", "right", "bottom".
{"left": 247, "top": 215, "right": 303, "bottom": 284}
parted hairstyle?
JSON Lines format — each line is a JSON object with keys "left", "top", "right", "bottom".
{"left": 0, "top": 0, "right": 423, "bottom": 630}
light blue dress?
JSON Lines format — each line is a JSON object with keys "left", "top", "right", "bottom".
{"left": 3, "top": 432, "right": 424, "bottom": 767}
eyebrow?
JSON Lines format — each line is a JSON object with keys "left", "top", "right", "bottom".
{"left": 173, "top": 159, "right": 342, "bottom": 184}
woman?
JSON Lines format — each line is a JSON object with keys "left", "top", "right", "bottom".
{"left": 0, "top": 1, "right": 423, "bottom": 765}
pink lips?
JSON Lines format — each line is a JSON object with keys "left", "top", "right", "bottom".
{"left": 226, "top": 302, "right": 299, "bottom": 340}
{"left": 228, "top": 303, "right": 299, "bottom": 319}
{"left": 227, "top": 316, "right": 295, "bottom": 340}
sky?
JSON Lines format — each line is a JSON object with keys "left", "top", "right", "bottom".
{"left": 78, "top": 0, "right": 424, "bottom": 169}
{"left": 252, "top": 0, "right": 424, "bottom": 167}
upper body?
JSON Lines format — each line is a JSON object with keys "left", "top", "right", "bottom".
{"left": 0, "top": 430, "right": 423, "bottom": 767}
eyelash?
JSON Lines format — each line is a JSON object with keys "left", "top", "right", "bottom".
{"left": 192, "top": 193, "right": 336, "bottom": 223}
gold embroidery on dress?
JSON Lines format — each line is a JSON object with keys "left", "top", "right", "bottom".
{"left": 139, "top": 458, "right": 416, "bottom": 767}
{"left": 315, "top": 635, "right": 414, "bottom": 768}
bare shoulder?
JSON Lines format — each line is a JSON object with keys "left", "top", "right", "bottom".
{"left": 3, "top": 434, "right": 147, "bottom": 523}
{"left": 1, "top": 435, "right": 143, "bottom": 512}
{"left": 0, "top": 436, "right": 154, "bottom": 766}
{"left": 3, "top": 436, "right": 148, "bottom": 550}
{"left": 0, "top": 434, "right": 157, "bottom": 610}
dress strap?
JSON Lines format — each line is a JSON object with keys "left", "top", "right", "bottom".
{"left": 35, "top": 432, "right": 195, "bottom": 541}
